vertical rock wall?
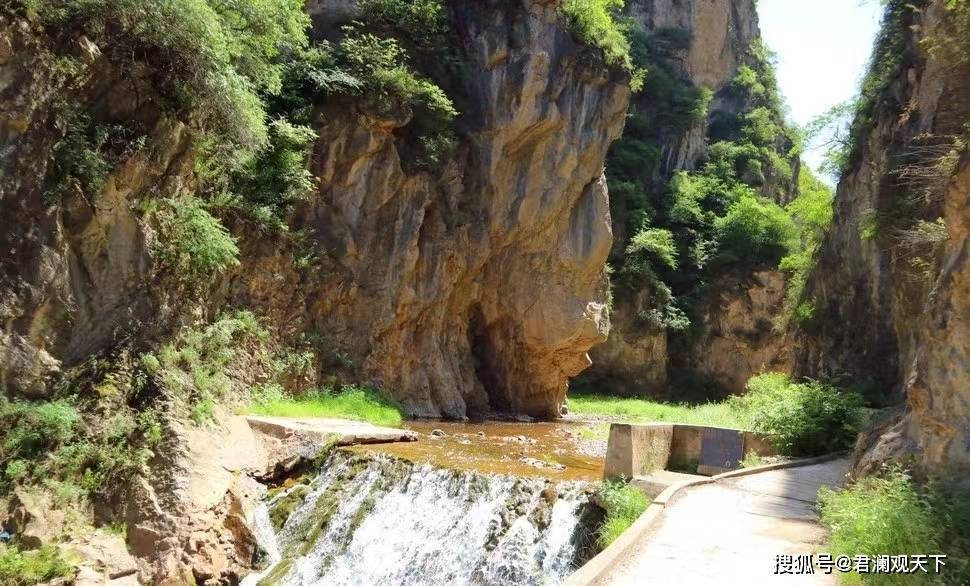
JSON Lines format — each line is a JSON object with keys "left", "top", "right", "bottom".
{"left": 578, "top": 0, "right": 789, "bottom": 397}
{"left": 797, "top": 0, "right": 970, "bottom": 475}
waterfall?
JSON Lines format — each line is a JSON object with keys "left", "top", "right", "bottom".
{"left": 246, "top": 451, "right": 599, "bottom": 586}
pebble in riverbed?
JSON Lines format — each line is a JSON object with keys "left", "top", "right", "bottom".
{"left": 519, "top": 457, "right": 566, "bottom": 472}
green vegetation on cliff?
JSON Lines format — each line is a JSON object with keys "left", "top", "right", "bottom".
{"left": 778, "top": 169, "right": 834, "bottom": 324}
{"left": 560, "top": 0, "right": 634, "bottom": 70}
{"left": 607, "top": 35, "right": 808, "bottom": 340}
{"left": 0, "top": 387, "right": 160, "bottom": 498}
{"left": 10, "top": 0, "right": 461, "bottom": 285}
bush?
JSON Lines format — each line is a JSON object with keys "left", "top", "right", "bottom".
{"left": 336, "top": 29, "right": 457, "bottom": 122}
{"left": 715, "top": 191, "right": 796, "bottom": 265}
{"left": 0, "top": 394, "right": 160, "bottom": 496}
{"left": 819, "top": 468, "right": 970, "bottom": 586}
{"left": 626, "top": 227, "right": 678, "bottom": 270}
{"left": 0, "top": 544, "right": 74, "bottom": 586}
{"left": 559, "top": 0, "right": 633, "bottom": 69}
{"left": 356, "top": 0, "right": 448, "bottom": 51}
{"left": 152, "top": 311, "right": 267, "bottom": 424}
{"left": 733, "top": 373, "right": 864, "bottom": 456}
{"left": 780, "top": 167, "right": 834, "bottom": 324}
{"left": 596, "top": 481, "right": 649, "bottom": 548}
{"left": 23, "top": 0, "right": 310, "bottom": 150}
{"left": 0, "top": 400, "right": 80, "bottom": 476}
{"left": 216, "top": 119, "right": 318, "bottom": 232}
{"left": 153, "top": 196, "right": 240, "bottom": 283}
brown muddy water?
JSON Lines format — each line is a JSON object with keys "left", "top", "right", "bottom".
{"left": 348, "top": 420, "right": 608, "bottom": 482}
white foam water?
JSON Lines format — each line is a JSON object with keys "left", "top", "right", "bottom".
{"left": 247, "top": 451, "right": 596, "bottom": 586}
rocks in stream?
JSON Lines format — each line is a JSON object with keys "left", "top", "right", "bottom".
{"left": 519, "top": 458, "right": 566, "bottom": 472}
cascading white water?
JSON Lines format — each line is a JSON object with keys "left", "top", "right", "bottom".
{"left": 246, "top": 451, "right": 598, "bottom": 586}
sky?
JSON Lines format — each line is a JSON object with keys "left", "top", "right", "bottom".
{"left": 757, "top": 0, "right": 884, "bottom": 175}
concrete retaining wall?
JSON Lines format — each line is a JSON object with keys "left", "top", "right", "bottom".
{"left": 604, "top": 423, "right": 778, "bottom": 479}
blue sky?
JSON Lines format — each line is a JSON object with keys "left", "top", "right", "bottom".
{"left": 757, "top": 0, "right": 883, "bottom": 174}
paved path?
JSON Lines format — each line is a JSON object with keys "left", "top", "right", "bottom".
{"left": 602, "top": 458, "right": 852, "bottom": 585}
{"left": 245, "top": 415, "right": 417, "bottom": 445}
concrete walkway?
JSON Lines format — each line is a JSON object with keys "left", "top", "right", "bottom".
{"left": 601, "top": 458, "right": 852, "bottom": 585}
{"left": 244, "top": 415, "right": 417, "bottom": 445}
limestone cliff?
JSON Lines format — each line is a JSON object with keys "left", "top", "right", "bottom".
{"left": 796, "top": 0, "right": 970, "bottom": 475}
{"left": 577, "top": 0, "right": 792, "bottom": 397}
{"left": 0, "top": 1, "right": 629, "bottom": 420}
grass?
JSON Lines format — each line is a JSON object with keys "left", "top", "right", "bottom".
{"left": 0, "top": 544, "right": 74, "bottom": 586}
{"left": 246, "top": 386, "right": 404, "bottom": 428}
{"left": 568, "top": 394, "right": 749, "bottom": 429}
{"left": 740, "top": 450, "right": 766, "bottom": 468}
{"left": 597, "top": 481, "right": 650, "bottom": 549}
{"left": 819, "top": 468, "right": 970, "bottom": 585}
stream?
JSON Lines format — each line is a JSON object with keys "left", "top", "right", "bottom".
{"left": 243, "top": 421, "right": 607, "bottom": 586}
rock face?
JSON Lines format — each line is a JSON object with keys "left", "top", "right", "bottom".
{"left": 0, "top": 2, "right": 629, "bottom": 419}
{"left": 626, "top": 0, "right": 760, "bottom": 172}
{"left": 289, "top": 0, "right": 627, "bottom": 417}
{"left": 797, "top": 0, "right": 970, "bottom": 475}
{"left": 579, "top": 0, "right": 788, "bottom": 396}
{"left": 686, "top": 270, "right": 789, "bottom": 395}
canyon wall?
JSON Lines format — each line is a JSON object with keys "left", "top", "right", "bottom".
{"left": 578, "top": 0, "right": 791, "bottom": 398}
{"left": 0, "top": 1, "right": 629, "bottom": 419}
{"left": 796, "top": 0, "right": 970, "bottom": 475}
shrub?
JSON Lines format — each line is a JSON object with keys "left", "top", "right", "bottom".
{"left": 152, "top": 311, "right": 267, "bottom": 424}
{"left": 733, "top": 373, "right": 864, "bottom": 456}
{"left": 0, "top": 394, "right": 160, "bottom": 496}
{"left": 0, "top": 544, "right": 74, "bottom": 586}
{"left": 596, "top": 481, "right": 649, "bottom": 548}
{"left": 715, "top": 191, "right": 796, "bottom": 265}
{"left": 216, "top": 119, "right": 318, "bottom": 232}
{"left": 626, "top": 227, "right": 678, "bottom": 270}
{"left": 819, "top": 468, "right": 970, "bottom": 586}
{"left": 23, "top": 0, "right": 310, "bottom": 150}
{"left": 153, "top": 196, "right": 240, "bottom": 283}
{"left": 559, "top": 0, "right": 633, "bottom": 69}
{"left": 0, "top": 400, "right": 80, "bottom": 480}
{"left": 356, "top": 0, "right": 448, "bottom": 51}
{"left": 780, "top": 167, "right": 834, "bottom": 325}
{"left": 336, "top": 29, "right": 457, "bottom": 122}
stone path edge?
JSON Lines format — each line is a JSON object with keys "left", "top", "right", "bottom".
{"left": 564, "top": 452, "right": 850, "bottom": 586}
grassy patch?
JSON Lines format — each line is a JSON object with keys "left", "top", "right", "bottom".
{"left": 246, "top": 386, "right": 403, "bottom": 428}
{"left": 0, "top": 544, "right": 74, "bottom": 586}
{"left": 576, "top": 423, "right": 611, "bottom": 441}
{"left": 568, "top": 394, "right": 748, "bottom": 428}
{"left": 740, "top": 450, "right": 766, "bottom": 468}
{"left": 819, "top": 468, "right": 970, "bottom": 585}
{"left": 596, "top": 481, "right": 649, "bottom": 549}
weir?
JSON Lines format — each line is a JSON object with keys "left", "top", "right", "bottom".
{"left": 245, "top": 450, "right": 601, "bottom": 586}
